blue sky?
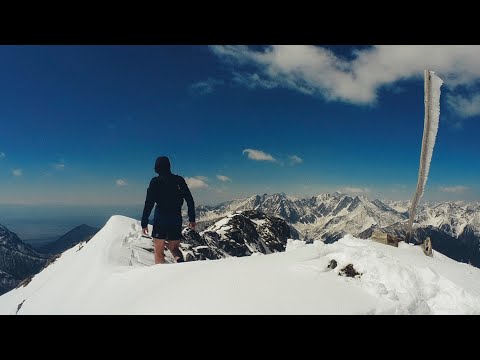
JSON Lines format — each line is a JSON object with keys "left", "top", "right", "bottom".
{"left": 1, "top": 45, "right": 479, "bottom": 206}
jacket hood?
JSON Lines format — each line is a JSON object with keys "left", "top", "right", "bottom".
{"left": 154, "top": 156, "right": 172, "bottom": 175}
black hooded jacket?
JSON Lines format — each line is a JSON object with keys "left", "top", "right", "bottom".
{"left": 141, "top": 157, "right": 195, "bottom": 229}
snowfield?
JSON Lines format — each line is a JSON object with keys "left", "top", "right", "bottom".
{"left": 1, "top": 215, "right": 480, "bottom": 315}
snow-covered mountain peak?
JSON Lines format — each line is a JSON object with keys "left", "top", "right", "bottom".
{"left": 315, "top": 193, "right": 334, "bottom": 202}
{"left": 193, "top": 193, "right": 480, "bottom": 265}
{"left": 2, "top": 214, "right": 480, "bottom": 315}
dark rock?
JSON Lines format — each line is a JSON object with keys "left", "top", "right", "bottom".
{"left": 328, "top": 259, "right": 337, "bottom": 269}
{"left": 16, "top": 276, "right": 33, "bottom": 289}
{"left": 332, "top": 196, "right": 353, "bottom": 216}
{"left": 339, "top": 264, "right": 361, "bottom": 278}
{"left": 16, "top": 299, "right": 25, "bottom": 314}
{"left": 177, "top": 210, "right": 291, "bottom": 261}
{"left": 299, "top": 214, "right": 316, "bottom": 224}
{"left": 323, "top": 232, "right": 345, "bottom": 244}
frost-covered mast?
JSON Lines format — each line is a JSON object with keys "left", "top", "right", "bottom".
{"left": 406, "top": 69, "right": 443, "bottom": 242}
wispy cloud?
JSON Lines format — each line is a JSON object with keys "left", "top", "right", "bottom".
{"left": 217, "top": 175, "right": 231, "bottom": 182}
{"left": 243, "top": 148, "right": 276, "bottom": 162}
{"left": 185, "top": 177, "right": 209, "bottom": 189}
{"left": 447, "top": 93, "right": 480, "bottom": 118}
{"left": 12, "top": 169, "right": 22, "bottom": 177}
{"left": 0, "top": 152, "right": 5, "bottom": 159}
{"left": 232, "top": 72, "right": 277, "bottom": 89}
{"left": 116, "top": 179, "right": 127, "bottom": 187}
{"left": 194, "top": 176, "right": 209, "bottom": 182}
{"left": 288, "top": 155, "right": 303, "bottom": 165}
{"left": 438, "top": 185, "right": 469, "bottom": 193}
{"left": 190, "top": 78, "right": 224, "bottom": 95}
{"left": 210, "top": 45, "right": 480, "bottom": 110}
{"left": 338, "top": 186, "right": 370, "bottom": 194}
{"left": 54, "top": 163, "right": 65, "bottom": 170}
{"left": 451, "top": 121, "right": 464, "bottom": 130}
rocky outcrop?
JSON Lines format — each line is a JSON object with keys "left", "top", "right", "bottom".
{"left": 180, "top": 210, "right": 291, "bottom": 261}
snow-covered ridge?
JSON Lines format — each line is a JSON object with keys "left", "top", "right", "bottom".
{"left": 2, "top": 215, "right": 480, "bottom": 315}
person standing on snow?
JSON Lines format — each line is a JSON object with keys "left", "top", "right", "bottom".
{"left": 141, "top": 156, "right": 196, "bottom": 264}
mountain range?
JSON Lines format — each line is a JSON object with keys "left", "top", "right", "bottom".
{"left": 190, "top": 192, "right": 480, "bottom": 266}
{"left": 35, "top": 224, "right": 99, "bottom": 255}
{"left": 0, "top": 224, "right": 48, "bottom": 295}
{"left": 0, "top": 224, "right": 99, "bottom": 295}
{"left": 2, "top": 191, "right": 480, "bottom": 297}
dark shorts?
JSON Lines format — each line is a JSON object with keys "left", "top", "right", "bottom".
{"left": 152, "top": 223, "right": 182, "bottom": 240}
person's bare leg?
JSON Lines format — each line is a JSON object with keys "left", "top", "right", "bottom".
{"left": 153, "top": 239, "right": 166, "bottom": 264}
{"left": 166, "top": 240, "right": 184, "bottom": 262}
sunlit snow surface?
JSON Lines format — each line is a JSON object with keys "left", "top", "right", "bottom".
{"left": 1, "top": 215, "right": 480, "bottom": 315}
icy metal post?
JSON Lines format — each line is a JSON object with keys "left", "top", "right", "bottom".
{"left": 406, "top": 70, "right": 443, "bottom": 242}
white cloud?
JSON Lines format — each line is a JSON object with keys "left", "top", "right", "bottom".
{"left": 243, "top": 148, "right": 276, "bottom": 162}
{"left": 55, "top": 163, "right": 65, "bottom": 170}
{"left": 338, "top": 187, "right": 370, "bottom": 194}
{"left": 116, "top": 179, "right": 127, "bottom": 187}
{"left": 190, "top": 78, "right": 224, "bottom": 95}
{"left": 194, "top": 176, "right": 209, "bottom": 182}
{"left": 232, "top": 72, "right": 278, "bottom": 89}
{"left": 210, "top": 45, "right": 480, "bottom": 109}
{"left": 447, "top": 93, "right": 480, "bottom": 118}
{"left": 185, "top": 177, "right": 209, "bottom": 189}
{"left": 12, "top": 169, "right": 22, "bottom": 176}
{"left": 217, "top": 175, "right": 231, "bottom": 182}
{"left": 288, "top": 155, "right": 303, "bottom": 165}
{"left": 0, "top": 152, "right": 5, "bottom": 159}
{"left": 438, "top": 185, "right": 469, "bottom": 193}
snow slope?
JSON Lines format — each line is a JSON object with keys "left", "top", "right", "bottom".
{"left": 1, "top": 215, "right": 480, "bottom": 315}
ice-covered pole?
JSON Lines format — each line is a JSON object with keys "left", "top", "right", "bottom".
{"left": 406, "top": 70, "right": 443, "bottom": 242}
